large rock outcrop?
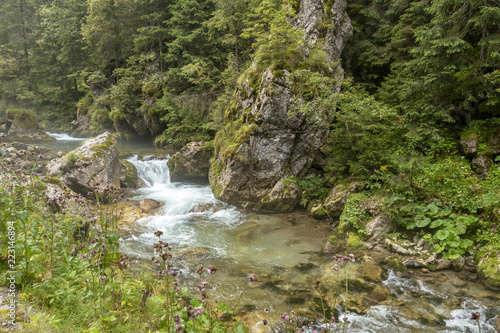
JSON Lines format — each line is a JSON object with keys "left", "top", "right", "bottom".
{"left": 209, "top": 0, "right": 353, "bottom": 212}
{"left": 167, "top": 141, "right": 212, "bottom": 182}
{"left": 45, "top": 132, "right": 121, "bottom": 196}
{"left": 6, "top": 122, "right": 55, "bottom": 142}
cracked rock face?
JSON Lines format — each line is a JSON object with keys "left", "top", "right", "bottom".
{"left": 209, "top": 0, "right": 353, "bottom": 212}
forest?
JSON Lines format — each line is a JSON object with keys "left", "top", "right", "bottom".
{"left": 0, "top": 0, "right": 500, "bottom": 331}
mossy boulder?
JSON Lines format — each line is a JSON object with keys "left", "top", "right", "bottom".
{"left": 460, "top": 134, "right": 479, "bottom": 156}
{"left": 167, "top": 141, "right": 213, "bottom": 183}
{"left": 253, "top": 176, "right": 301, "bottom": 212}
{"left": 477, "top": 248, "right": 500, "bottom": 290}
{"left": 362, "top": 259, "right": 385, "bottom": 282}
{"left": 308, "top": 202, "right": 328, "bottom": 219}
{"left": 323, "top": 182, "right": 360, "bottom": 219}
{"left": 471, "top": 155, "right": 493, "bottom": 179}
{"left": 323, "top": 232, "right": 346, "bottom": 254}
{"left": 385, "top": 255, "right": 408, "bottom": 273}
{"left": 4, "top": 108, "right": 55, "bottom": 143}
{"left": 45, "top": 132, "right": 121, "bottom": 197}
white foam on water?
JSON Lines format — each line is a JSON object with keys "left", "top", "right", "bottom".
{"left": 443, "top": 298, "right": 498, "bottom": 333}
{"left": 122, "top": 155, "right": 244, "bottom": 259}
{"left": 46, "top": 132, "right": 85, "bottom": 141}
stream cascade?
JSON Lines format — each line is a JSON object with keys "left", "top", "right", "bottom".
{"left": 117, "top": 153, "right": 500, "bottom": 333}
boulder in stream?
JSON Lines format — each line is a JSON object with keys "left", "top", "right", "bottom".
{"left": 139, "top": 198, "right": 164, "bottom": 214}
{"left": 120, "top": 159, "right": 142, "bottom": 189}
{"left": 365, "top": 215, "right": 396, "bottom": 241}
{"left": 167, "top": 141, "right": 212, "bottom": 183}
{"left": 45, "top": 132, "right": 121, "bottom": 196}
{"left": 362, "top": 259, "right": 385, "bottom": 282}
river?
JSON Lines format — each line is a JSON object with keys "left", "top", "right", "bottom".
{"left": 44, "top": 133, "right": 500, "bottom": 333}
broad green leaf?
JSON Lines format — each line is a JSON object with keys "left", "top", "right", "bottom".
{"left": 447, "top": 233, "right": 461, "bottom": 248}
{"left": 430, "top": 219, "right": 445, "bottom": 228}
{"left": 415, "top": 215, "right": 431, "bottom": 228}
{"left": 216, "top": 302, "right": 235, "bottom": 314}
{"left": 435, "top": 229, "right": 449, "bottom": 240}
{"left": 426, "top": 203, "right": 439, "bottom": 216}
{"left": 190, "top": 299, "right": 202, "bottom": 307}
{"left": 434, "top": 244, "right": 445, "bottom": 253}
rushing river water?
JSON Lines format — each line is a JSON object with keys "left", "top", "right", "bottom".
{"left": 43, "top": 133, "right": 500, "bottom": 332}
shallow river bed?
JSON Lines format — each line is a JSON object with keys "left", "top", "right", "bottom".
{"left": 40, "top": 134, "right": 500, "bottom": 332}
{"left": 120, "top": 155, "right": 500, "bottom": 333}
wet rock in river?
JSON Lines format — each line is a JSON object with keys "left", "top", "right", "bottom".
{"left": 120, "top": 159, "right": 141, "bottom": 189}
{"left": 139, "top": 198, "right": 164, "bottom": 213}
{"left": 362, "top": 259, "right": 384, "bottom": 282}
{"left": 168, "top": 141, "right": 212, "bottom": 183}
{"left": 385, "top": 255, "right": 408, "bottom": 273}
{"left": 451, "top": 255, "right": 466, "bottom": 272}
{"left": 323, "top": 234, "right": 344, "bottom": 254}
{"left": 190, "top": 202, "right": 226, "bottom": 213}
{"left": 426, "top": 258, "right": 452, "bottom": 271}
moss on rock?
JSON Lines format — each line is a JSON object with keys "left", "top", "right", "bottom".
{"left": 347, "top": 233, "right": 366, "bottom": 248}
{"left": 477, "top": 247, "right": 500, "bottom": 290}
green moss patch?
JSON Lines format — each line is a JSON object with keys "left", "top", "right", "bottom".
{"left": 347, "top": 233, "right": 366, "bottom": 248}
{"left": 214, "top": 117, "right": 258, "bottom": 160}
{"left": 477, "top": 248, "right": 500, "bottom": 290}
{"left": 6, "top": 108, "right": 39, "bottom": 129}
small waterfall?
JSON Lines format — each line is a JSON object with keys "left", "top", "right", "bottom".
{"left": 122, "top": 155, "right": 243, "bottom": 257}
{"left": 127, "top": 155, "right": 170, "bottom": 187}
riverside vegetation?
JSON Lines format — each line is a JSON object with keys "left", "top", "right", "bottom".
{"left": 0, "top": 144, "right": 249, "bottom": 332}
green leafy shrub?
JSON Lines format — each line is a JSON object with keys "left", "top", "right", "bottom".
{"left": 405, "top": 202, "right": 478, "bottom": 259}
{"left": 299, "top": 174, "right": 329, "bottom": 207}
{"left": 339, "top": 192, "right": 370, "bottom": 232}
